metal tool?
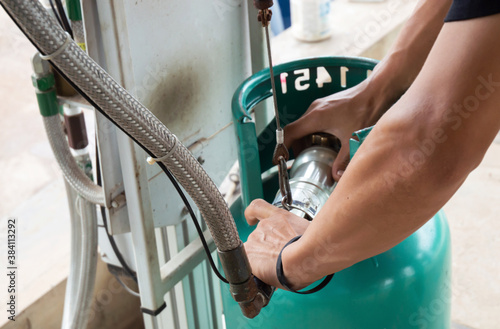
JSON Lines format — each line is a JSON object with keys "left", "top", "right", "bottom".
{"left": 255, "top": 0, "right": 293, "bottom": 209}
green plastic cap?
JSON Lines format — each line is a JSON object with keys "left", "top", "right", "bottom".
{"left": 36, "top": 89, "right": 60, "bottom": 117}
{"left": 67, "top": 0, "right": 83, "bottom": 21}
{"left": 32, "top": 74, "right": 55, "bottom": 92}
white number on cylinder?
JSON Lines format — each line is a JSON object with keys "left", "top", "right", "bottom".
{"left": 340, "top": 66, "right": 349, "bottom": 88}
{"left": 316, "top": 66, "right": 332, "bottom": 88}
{"left": 294, "top": 69, "right": 310, "bottom": 91}
{"left": 280, "top": 72, "right": 289, "bottom": 94}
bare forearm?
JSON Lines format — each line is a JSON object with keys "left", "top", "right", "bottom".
{"left": 283, "top": 111, "right": 468, "bottom": 287}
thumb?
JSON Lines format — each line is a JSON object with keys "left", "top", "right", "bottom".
{"left": 284, "top": 112, "right": 325, "bottom": 149}
{"left": 332, "top": 142, "right": 351, "bottom": 182}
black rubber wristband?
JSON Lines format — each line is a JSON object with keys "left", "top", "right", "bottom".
{"left": 276, "top": 235, "right": 334, "bottom": 294}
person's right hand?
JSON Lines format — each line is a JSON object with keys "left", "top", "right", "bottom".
{"left": 284, "top": 80, "right": 392, "bottom": 181}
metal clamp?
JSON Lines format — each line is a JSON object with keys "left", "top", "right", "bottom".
{"left": 278, "top": 156, "right": 292, "bottom": 209}
{"left": 40, "top": 32, "right": 72, "bottom": 61}
{"left": 257, "top": 9, "right": 273, "bottom": 27}
{"left": 146, "top": 135, "right": 179, "bottom": 165}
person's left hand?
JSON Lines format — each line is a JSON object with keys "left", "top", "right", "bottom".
{"left": 244, "top": 199, "right": 310, "bottom": 289}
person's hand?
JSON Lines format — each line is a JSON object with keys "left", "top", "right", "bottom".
{"left": 244, "top": 199, "right": 310, "bottom": 289}
{"left": 285, "top": 80, "right": 390, "bottom": 181}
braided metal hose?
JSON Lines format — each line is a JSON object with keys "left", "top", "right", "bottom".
{"left": 61, "top": 182, "right": 80, "bottom": 327}
{"left": 2, "top": 0, "right": 239, "bottom": 251}
{"left": 61, "top": 193, "right": 98, "bottom": 329}
{"left": 70, "top": 20, "right": 85, "bottom": 48}
{"left": 43, "top": 115, "right": 105, "bottom": 206}
{"left": 66, "top": 196, "right": 98, "bottom": 329}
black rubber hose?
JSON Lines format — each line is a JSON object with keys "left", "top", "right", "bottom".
{"left": 54, "top": 0, "right": 73, "bottom": 37}
{"left": 48, "top": 0, "right": 63, "bottom": 29}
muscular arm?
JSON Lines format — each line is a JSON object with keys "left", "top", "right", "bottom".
{"left": 280, "top": 14, "right": 500, "bottom": 289}
{"left": 368, "top": 0, "right": 453, "bottom": 113}
{"left": 284, "top": 0, "right": 453, "bottom": 180}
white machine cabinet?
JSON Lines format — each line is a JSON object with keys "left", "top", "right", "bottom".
{"left": 81, "top": 1, "right": 266, "bottom": 328}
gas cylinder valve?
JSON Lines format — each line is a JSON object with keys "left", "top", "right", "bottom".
{"left": 272, "top": 133, "right": 340, "bottom": 220}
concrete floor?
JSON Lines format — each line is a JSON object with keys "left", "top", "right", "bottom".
{"left": 0, "top": 9, "right": 69, "bottom": 322}
{"left": 445, "top": 139, "right": 500, "bottom": 328}
{"left": 0, "top": 7, "right": 499, "bottom": 329}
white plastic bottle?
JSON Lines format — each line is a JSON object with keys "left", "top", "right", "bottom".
{"left": 290, "top": 0, "right": 331, "bottom": 42}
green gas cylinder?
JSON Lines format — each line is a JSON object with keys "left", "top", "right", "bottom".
{"left": 222, "top": 57, "right": 451, "bottom": 329}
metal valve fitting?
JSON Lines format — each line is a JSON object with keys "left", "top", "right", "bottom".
{"left": 272, "top": 133, "right": 340, "bottom": 220}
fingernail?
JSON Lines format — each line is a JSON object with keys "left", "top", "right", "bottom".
{"left": 337, "top": 170, "right": 344, "bottom": 177}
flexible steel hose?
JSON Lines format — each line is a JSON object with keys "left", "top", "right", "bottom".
{"left": 43, "top": 115, "right": 105, "bottom": 205}
{"left": 61, "top": 181, "right": 81, "bottom": 328}
{"left": 71, "top": 20, "right": 85, "bottom": 47}
{"left": 62, "top": 196, "right": 98, "bottom": 329}
{"left": 2, "top": 0, "right": 239, "bottom": 251}
{"left": 61, "top": 186, "right": 98, "bottom": 329}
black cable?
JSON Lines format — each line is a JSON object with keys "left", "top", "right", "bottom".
{"left": 113, "top": 273, "right": 140, "bottom": 297}
{"left": 54, "top": 0, "right": 73, "bottom": 37}
{"left": 107, "top": 264, "right": 140, "bottom": 296}
{"left": 90, "top": 91, "right": 228, "bottom": 284}
{"left": 277, "top": 235, "right": 334, "bottom": 294}
{"left": 48, "top": 0, "right": 63, "bottom": 29}
{"left": 96, "top": 151, "right": 138, "bottom": 282}
{"left": 157, "top": 162, "right": 229, "bottom": 284}
{"left": 1, "top": 2, "right": 229, "bottom": 284}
